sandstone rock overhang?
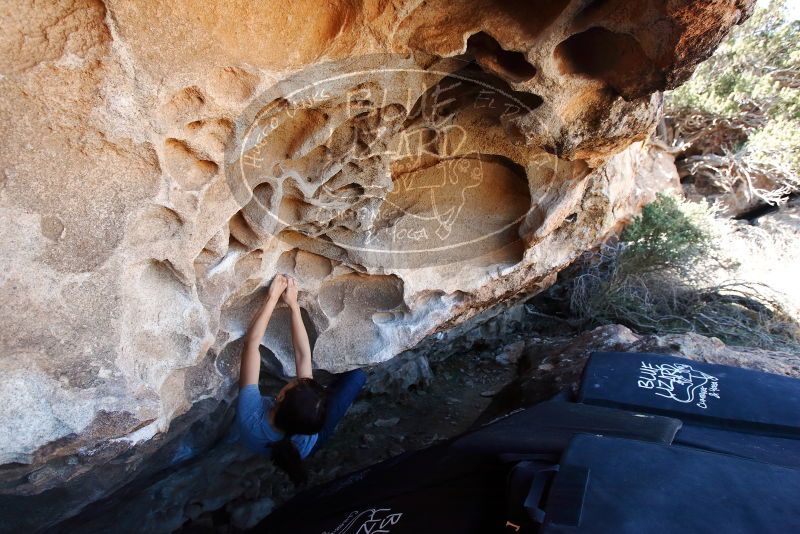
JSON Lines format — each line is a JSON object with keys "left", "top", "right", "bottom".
{"left": 0, "top": 0, "right": 753, "bottom": 530}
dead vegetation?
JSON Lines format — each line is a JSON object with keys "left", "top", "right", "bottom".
{"left": 562, "top": 194, "right": 800, "bottom": 351}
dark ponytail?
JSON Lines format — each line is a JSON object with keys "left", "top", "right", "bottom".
{"left": 271, "top": 378, "right": 328, "bottom": 484}
{"left": 271, "top": 436, "right": 308, "bottom": 484}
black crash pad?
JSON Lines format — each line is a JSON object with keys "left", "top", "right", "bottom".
{"left": 577, "top": 352, "right": 800, "bottom": 438}
{"left": 542, "top": 434, "right": 800, "bottom": 533}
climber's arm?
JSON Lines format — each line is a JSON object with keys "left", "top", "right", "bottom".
{"left": 239, "top": 274, "right": 287, "bottom": 388}
{"left": 283, "top": 277, "right": 313, "bottom": 379}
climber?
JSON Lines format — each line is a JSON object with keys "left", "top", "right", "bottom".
{"left": 236, "top": 273, "right": 366, "bottom": 484}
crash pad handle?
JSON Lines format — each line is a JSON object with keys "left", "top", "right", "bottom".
{"left": 523, "top": 464, "right": 559, "bottom": 524}
{"left": 544, "top": 464, "right": 590, "bottom": 527}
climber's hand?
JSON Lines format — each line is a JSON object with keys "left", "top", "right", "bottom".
{"left": 282, "top": 276, "right": 299, "bottom": 307}
{"left": 267, "top": 274, "right": 288, "bottom": 302}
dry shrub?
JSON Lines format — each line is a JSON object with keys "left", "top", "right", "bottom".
{"left": 662, "top": 109, "right": 799, "bottom": 206}
{"left": 567, "top": 194, "right": 800, "bottom": 351}
{"left": 663, "top": 1, "right": 800, "bottom": 207}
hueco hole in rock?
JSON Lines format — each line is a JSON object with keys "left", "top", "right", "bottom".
{"left": 2, "top": 0, "right": 800, "bottom": 532}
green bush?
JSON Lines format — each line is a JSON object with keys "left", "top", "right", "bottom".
{"left": 667, "top": 1, "right": 800, "bottom": 128}
{"left": 619, "top": 193, "right": 712, "bottom": 276}
{"left": 665, "top": 0, "right": 800, "bottom": 196}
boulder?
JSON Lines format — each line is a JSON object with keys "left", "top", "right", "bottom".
{"left": 365, "top": 353, "right": 434, "bottom": 395}
{"left": 228, "top": 497, "right": 276, "bottom": 530}
{"left": 495, "top": 340, "right": 527, "bottom": 365}
{"left": 0, "top": 0, "right": 753, "bottom": 530}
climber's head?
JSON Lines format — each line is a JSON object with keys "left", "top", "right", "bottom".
{"left": 273, "top": 377, "right": 328, "bottom": 435}
{"left": 271, "top": 378, "right": 327, "bottom": 485}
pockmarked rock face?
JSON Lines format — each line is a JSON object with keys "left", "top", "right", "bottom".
{"left": 0, "top": 0, "right": 752, "bottom": 530}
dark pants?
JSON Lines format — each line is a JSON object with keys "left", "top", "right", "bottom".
{"left": 310, "top": 368, "right": 366, "bottom": 454}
